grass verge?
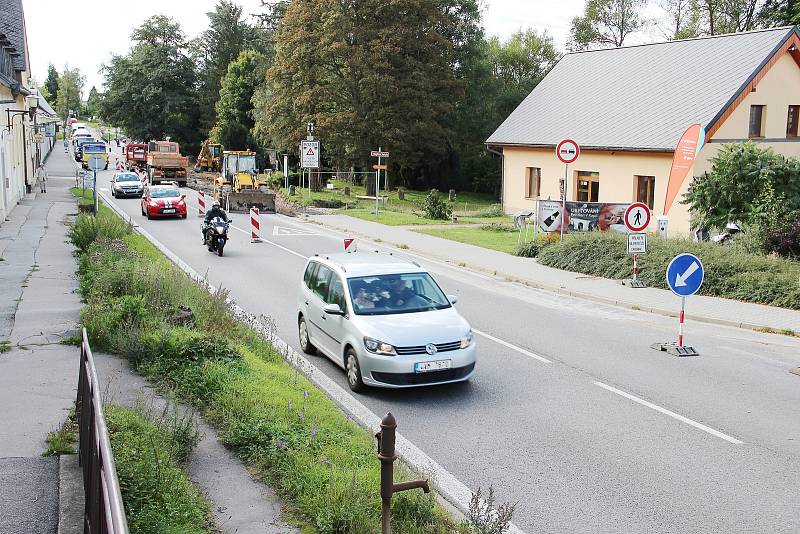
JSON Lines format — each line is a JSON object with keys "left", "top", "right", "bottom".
{"left": 105, "top": 401, "right": 214, "bottom": 534}
{"left": 69, "top": 190, "right": 470, "bottom": 532}
{"left": 415, "top": 226, "right": 522, "bottom": 254}
{"left": 43, "top": 407, "right": 78, "bottom": 456}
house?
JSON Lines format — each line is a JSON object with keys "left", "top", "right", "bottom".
{"left": 486, "top": 26, "right": 800, "bottom": 235}
{"left": 1, "top": 0, "right": 52, "bottom": 221}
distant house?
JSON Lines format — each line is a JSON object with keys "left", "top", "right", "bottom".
{"left": 486, "top": 26, "right": 800, "bottom": 235}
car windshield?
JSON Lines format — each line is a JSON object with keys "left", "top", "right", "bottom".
{"left": 151, "top": 188, "right": 179, "bottom": 198}
{"left": 347, "top": 272, "right": 450, "bottom": 315}
{"left": 115, "top": 174, "right": 139, "bottom": 182}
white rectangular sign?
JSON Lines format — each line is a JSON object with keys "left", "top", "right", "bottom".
{"left": 300, "top": 140, "right": 320, "bottom": 169}
{"left": 370, "top": 150, "right": 389, "bottom": 158}
{"left": 627, "top": 232, "right": 648, "bottom": 254}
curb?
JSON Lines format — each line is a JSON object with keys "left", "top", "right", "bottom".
{"left": 97, "top": 192, "right": 524, "bottom": 534}
{"left": 306, "top": 217, "right": 792, "bottom": 335}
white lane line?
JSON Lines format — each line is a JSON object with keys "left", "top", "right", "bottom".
{"left": 593, "top": 381, "right": 743, "bottom": 445}
{"left": 472, "top": 329, "right": 551, "bottom": 363}
{"left": 229, "top": 224, "right": 308, "bottom": 260}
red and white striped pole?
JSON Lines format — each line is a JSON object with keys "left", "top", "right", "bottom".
{"left": 632, "top": 254, "right": 638, "bottom": 283}
{"left": 250, "top": 207, "right": 262, "bottom": 243}
{"left": 678, "top": 297, "right": 685, "bottom": 347}
{"left": 197, "top": 191, "right": 206, "bottom": 217}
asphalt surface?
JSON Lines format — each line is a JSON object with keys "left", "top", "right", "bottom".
{"left": 0, "top": 457, "right": 59, "bottom": 534}
{"left": 96, "top": 147, "right": 800, "bottom": 533}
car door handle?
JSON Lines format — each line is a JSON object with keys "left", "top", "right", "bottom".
{"left": 305, "top": 301, "right": 309, "bottom": 306}
{"left": 321, "top": 315, "right": 327, "bottom": 320}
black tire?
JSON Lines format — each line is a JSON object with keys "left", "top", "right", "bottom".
{"left": 181, "top": 214, "right": 187, "bottom": 219}
{"left": 345, "top": 349, "right": 365, "bottom": 392}
{"left": 141, "top": 204, "right": 145, "bottom": 216}
{"left": 298, "top": 316, "right": 316, "bottom": 355}
{"left": 146, "top": 211, "right": 152, "bottom": 220}
{"left": 217, "top": 243, "right": 224, "bottom": 257}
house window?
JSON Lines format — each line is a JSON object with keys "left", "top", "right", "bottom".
{"left": 576, "top": 171, "right": 599, "bottom": 202}
{"left": 635, "top": 176, "right": 655, "bottom": 210}
{"left": 525, "top": 167, "right": 541, "bottom": 198}
{"left": 749, "top": 105, "right": 765, "bottom": 138}
{"left": 787, "top": 105, "right": 799, "bottom": 138}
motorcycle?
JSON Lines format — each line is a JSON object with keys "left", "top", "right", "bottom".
{"left": 203, "top": 217, "right": 230, "bottom": 257}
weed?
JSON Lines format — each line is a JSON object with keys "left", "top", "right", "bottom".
{"left": 0, "top": 340, "right": 10, "bottom": 353}
{"left": 458, "top": 262, "right": 467, "bottom": 267}
{"left": 464, "top": 486, "right": 516, "bottom": 534}
{"left": 60, "top": 334, "right": 82, "bottom": 346}
{"left": 69, "top": 212, "right": 131, "bottom": 252}
{"left": 398, "top": 243, "right": 409, "bottom": 250}
{"left": 43, "top": 406, "right": 78, "bottom": 456}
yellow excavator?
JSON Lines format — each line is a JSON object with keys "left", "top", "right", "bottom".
{"left": 196, "top": 140, "right": 223, "bottom": 172}
{"left": 215, "top": 150, "right": 275, "bottom": 212}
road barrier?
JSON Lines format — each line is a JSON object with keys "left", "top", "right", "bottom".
{"left": 250, "top": 207, "right": 262, "bottom": 243}
{"left": 198, "top": 191, "right": 206, "bottom": 217}
{"left": 376, "top": 413, "right": 429, "bottom": 533}
{"left": 76, "top": 328, "right": 130, "bottom": 534}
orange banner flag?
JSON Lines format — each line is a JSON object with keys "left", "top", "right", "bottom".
{"left": 664, "top": 124, "right": 703, "bottom": 216}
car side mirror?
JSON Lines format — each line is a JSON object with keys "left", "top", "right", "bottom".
{"left": 323, "top": 303, "right": 345, "bottom": 316}
{"left": 181, "top": 194, "right": 186, "bottom": 200}
{"left": 447, "top": 294, "right": 458, "bottom": 305}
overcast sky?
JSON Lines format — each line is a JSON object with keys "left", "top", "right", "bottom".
{"left": 24, "top": 0, "right": 588, "bottom": 95}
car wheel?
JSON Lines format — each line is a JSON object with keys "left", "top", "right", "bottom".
{"left": 146, "top": 210, "right": 152, "bottom": 220}
{"left": 298, "top": 316, "right": 316, "bottom": 355}
{"left": 181, "top": 213, "right": 187, "bottom": 219}
{"left": 345, "top": 349, "right": 365, "bottom": 393}
{"left": 141, "top": 204, "right": 145, "bottom": 216}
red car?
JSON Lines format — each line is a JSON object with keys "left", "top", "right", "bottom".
{"left": 140, "top": 185, "right": 187, "bottom": 219}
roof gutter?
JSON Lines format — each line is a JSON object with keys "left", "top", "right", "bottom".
{"left": 485, "top": 145, "right": 505, "bottom": 213}
{"left": 485, "top": 141, "right": 675, "bottom": 154}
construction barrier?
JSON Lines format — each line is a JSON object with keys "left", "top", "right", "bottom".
{"left": 198, "top": 191, "right": 206, "bottom": 217}
{"left": 250, "top": 207, "right": 262, "bottom": 243}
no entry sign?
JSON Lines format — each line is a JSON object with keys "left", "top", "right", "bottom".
{"left": 625, "top": 202, "right": 651, "bottom": 232}
{"left": 556, "top": 139, "right": 580, "bottom": 164}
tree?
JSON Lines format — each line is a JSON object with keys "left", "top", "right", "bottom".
{"left": 194, "top": 1, "right": 260, "bottom": 131}
{"left": 84, "top": 86, "right": 102, "bottom": 119}
{"left": 256, "top": 0, "right": 460, "bottom": 193}
{"left": 759, "top": 0, "right": 799, "bottom": 25}
{"left": 55, "top": 66, "right": 84, "bottom": 122}
{"left": 659, "top": 0, "right": 702, "bottom": 39}
{"left": 211, "top": 50, "right": 265, "bottom": 151}
{"left": 44, "top": 64, "right": 59, "bottom": 103}
{"left": 684, "top": 143, "right": 800, "bottom": 230}
{"left": 569, "top": 0, "right": 646, "bottom": 50}
{"left": 101, "top": 16, "right": 201, "bottom": 151}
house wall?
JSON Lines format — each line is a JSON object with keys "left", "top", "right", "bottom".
{"left": 0, "top": 85, "right": 30, "bottom": 222}
{"left": 499, "top": 49, "right": 800, "bottom": 236}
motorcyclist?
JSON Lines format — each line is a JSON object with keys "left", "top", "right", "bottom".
{"left": 203, "top": 200, "right": 228, "bottom": 243}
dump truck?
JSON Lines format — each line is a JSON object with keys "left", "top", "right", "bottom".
{"left": 196, "top": 140, "right": 223, "bottom": 172}
{"left": 215, "top": 150, "right": 275, "bottom": 213}
{"left": 125, "top": 143, "right": 148, "bottom": 171}
{"left": 146, "top": 140, "right": 189, "bottom": 187}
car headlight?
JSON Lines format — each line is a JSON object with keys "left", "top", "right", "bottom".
{"left": 149, "top": 200, "right": 159, "bottom": 207}
{"left": 460, "top": 331, "right": 474, "bottom": 349}
{"left": 363, "top": 337, "right": 397, "bottom": 356}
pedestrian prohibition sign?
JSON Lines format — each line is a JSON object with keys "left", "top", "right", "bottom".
{"left": 666, "top": 253, "right": 704, "bottom": 297}
{"left": 624, "top": 202, "right": 651, "bottom": 232}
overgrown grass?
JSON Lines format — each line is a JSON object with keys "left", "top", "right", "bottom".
{"left": 69, "top": 190, "right": 466, "bottom": 532}
{"left": 528, "top": 232, "right": 800, "bottom": 309}
{"left": 105, "top": 402, "right": 213, "bottom": 534}
{"left": 43, "top": 407, "right": 78, "bottom": 456}
{"left": 0, "top": 340, "right": 10, "bottom": 353}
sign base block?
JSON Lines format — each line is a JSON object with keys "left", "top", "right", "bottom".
{"left": 624, "top": 279, "right": 648, "bottom": 288}
{"left": 650, "top": 342, "right": 699, "bottom": 357}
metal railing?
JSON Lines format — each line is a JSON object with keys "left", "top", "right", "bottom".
{"left": 76, "top": 328, "right": 129, "bottom": 534}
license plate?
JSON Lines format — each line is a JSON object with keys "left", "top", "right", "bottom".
{"left": 414, "top": 360, "right": 452, "bottom": 373}
{"left": 162, "top": 208, "right": 176, "bottom": 214}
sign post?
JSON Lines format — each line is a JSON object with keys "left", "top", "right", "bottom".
{"left": 556, "top": 139, "right": 579, "bottom": 242}
{"left": 88, "top": 156, "right": 105, "bottom": 214}
{"left": 624, "top": 202, "right": 651, "bottom": 288}
{"left": 652, "top": 253, "right": 704, "bottom": 356}
{"left": 370, "top": 148, "right": 389, "bottom": 216}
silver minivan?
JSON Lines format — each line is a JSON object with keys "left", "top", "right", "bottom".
{"left": 297, "top": 252, "right": 476, "bottom": 391}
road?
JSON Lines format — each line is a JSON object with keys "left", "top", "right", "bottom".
{"left": 95, "top": 148, "right": 800, "bottom": 533}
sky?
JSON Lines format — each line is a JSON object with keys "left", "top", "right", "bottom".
{"left": 24, "top": 0, "right": 586, "bottom": 96}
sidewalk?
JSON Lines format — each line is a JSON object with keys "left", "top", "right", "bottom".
{"left": 308, "top": 214, "right": 800, "bottom": 332}
{"left": 0, "top": 145, "right": 295, "bottom": 533}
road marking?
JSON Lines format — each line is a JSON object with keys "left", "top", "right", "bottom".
{"left": 229, "top": 224, "right": 308, "bottom": 260}
{"left": 472, "top": 329, "right": 551, "bottom": 363}
{"left": 272, "top": 226, "right": 318, "bottom": 236}
{"left": 593, "top": 381, "right": 743, "bottom": 444}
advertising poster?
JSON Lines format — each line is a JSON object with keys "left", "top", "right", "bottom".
{"left": 538, "top": 201, "right": 630, "bottom": 233}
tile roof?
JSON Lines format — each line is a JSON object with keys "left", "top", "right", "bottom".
{"left": 486, "top": 27, "right": 800, "bottom": 151}
{"left": 0, "top": 0, "right": 26, "bottom": 72}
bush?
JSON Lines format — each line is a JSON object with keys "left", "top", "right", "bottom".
{"left": 513, "top": 233, "right": 558, "bottom": 258}
{"left": 480, "top": 223, "right": 515, "bottom": 232}
{"left": 69, "top": 212, "right": 131, "bottom": 252}
{"left": 764, "top": 215, "right": 800, "bottom": 259}
{"left": 533, "top": 232, "right": 800, "bottom": 309}
{"left": 422, "top": 189, "right": 452, "bottom": 220}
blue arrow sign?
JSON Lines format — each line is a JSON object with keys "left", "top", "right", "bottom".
{"left": 666, "top": 253, "right": 704, "bottom": 297}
